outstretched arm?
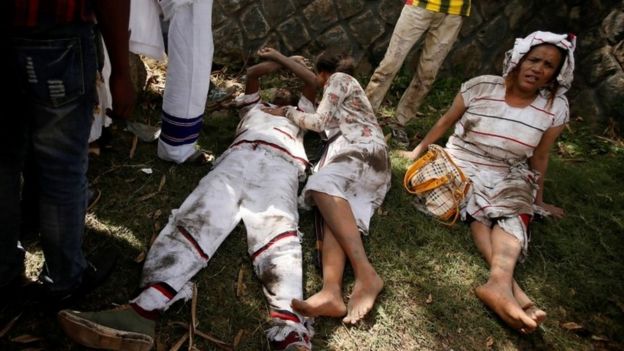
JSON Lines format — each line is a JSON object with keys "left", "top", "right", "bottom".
{"left": 400, "top": 93, "right": 466, "bottom": 160}
{"left": 529, "top": 124, "right": 566, "bottom": 218}
{"left": 257, "top": 47, "right": 318, "bottom": 102}
{"left": 94, "top": 0, "right": 134, "bottom": 120}
{"left": 244, "top": 60, "right": 283, "bottom": 95}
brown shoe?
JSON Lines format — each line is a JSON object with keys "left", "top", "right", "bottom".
{"left": 58, "top": 305, "right": 155, "bottom": 351}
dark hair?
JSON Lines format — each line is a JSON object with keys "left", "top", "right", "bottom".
{"left": 315, "top": 50, "right": 355, "bottom": 76}
{"left": 506, "top": 43, "right": 567, "bottom": 109}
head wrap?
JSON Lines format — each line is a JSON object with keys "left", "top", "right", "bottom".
{"left": 502, "top": 31, "right": 576, "bottom": 95}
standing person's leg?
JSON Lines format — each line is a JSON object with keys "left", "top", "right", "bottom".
{"left": 311, "top": 192, "right": 383, "bottom": 324}
{"left": 14, "top": 24, "right": 98, "bottom": 294}
{"left": 470, "top": 221, "right": 546, "bottom": 327}
{"left": 365, "top": 5, "right": 432, "bottom": 111}
{"left": 292, "top": 223, "right": 348, "bottom": 318}
{"left": 157, "top": 0, "right": 214, "bottom": 163}
{"left": 58, "top": 156, "right": 244, "bottom": 350}
{"left": 474, "top": 225, "right": 537, "bottom": 331}
{"left": 395, "top": 13, "right": 463, "bottom": 125}
{"left": 0, "top": 48, "right": 28, "bottom": 298}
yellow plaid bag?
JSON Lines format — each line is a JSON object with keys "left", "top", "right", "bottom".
{"left": 403, "top": 144, "right": 471, "bottom": 225}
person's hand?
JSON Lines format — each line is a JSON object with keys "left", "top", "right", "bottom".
{"left": 397, "top": 144, "right": 425, "bottom": 161}
{"left": 107, "top": 71, "right": 135, "bottom": 120}
{"left": 289, "top": 55, "right": 310, "bottom": 68}
{"left": 538, "top": 202, "right": 565, "bottom": 219}
{"left": 262, "top": 106, "right": 287, "bottom": 117}
{"left": 257, "top": 47, "right": 281, "bottom": 61}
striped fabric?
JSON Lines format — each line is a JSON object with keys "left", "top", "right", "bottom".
{"left": 445, "top": 75, "right": 569, "bottom": 252}
{"left": 12, "top": 0, "right": 95, "bottom": 27}
{"left": 405, "top": 0, "right": 471, "bottom": 16}
{"left": 159, "top": 111, "right": 203, "bottom": 147}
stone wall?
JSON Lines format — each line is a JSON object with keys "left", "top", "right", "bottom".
{"left": 212, "top": 0, "right": 624, "bottom": 127}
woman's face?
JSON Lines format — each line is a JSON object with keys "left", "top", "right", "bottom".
{"left": 515, "top": 44, "right": 563, "bottom": 94}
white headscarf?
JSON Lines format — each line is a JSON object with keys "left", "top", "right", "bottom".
{"left": 502, "top": 31, "right": 576, "bottom": 95}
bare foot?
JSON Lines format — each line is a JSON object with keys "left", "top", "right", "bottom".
{"left": 523, "top": 303, "right": 547, "bottom": 329}
{"left": 291, "top": 289, "right": 346, "bottom": 318}
{"left": 475, "top": 281, "right": 537, "bottom": 332}
{"left": 342, "top": 273, "right": 384, "bottom": 324}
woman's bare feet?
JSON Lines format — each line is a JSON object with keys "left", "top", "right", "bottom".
{"left": 523, "top": 303, "right": 547, "bottom": 328}
{"left": 342, "top": 273, "right": 384, "bottom": 324}
{"left": 291, "top": 289, "right": 347, "bottom": 318}
{"left": 475, "top": 281, "right": 537, "bottom": 332}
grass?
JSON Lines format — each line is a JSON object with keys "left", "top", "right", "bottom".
{"left": 1, "top": 69, "right": 623, "bottom": 350}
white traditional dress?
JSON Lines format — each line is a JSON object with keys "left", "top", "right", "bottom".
{"left": 285, "top": 72, "right": 391, "bottom": 234}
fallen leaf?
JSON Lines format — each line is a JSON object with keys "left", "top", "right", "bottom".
{"left": 233, "top": 329, "right": 244, "bottom": 349}
{"left": 134, "top": 251, "right": 146, "bottom": 263}
{"left": 591, "top": 335, "right": 609, "bottom": 342}
{"left": 426, "top": 294, "right": 433, "bottom": 304}
{"left": 140, "top": 168, "right": 153, "bottom": 175}
{"left": 236, "top": 266, "right": 245, "bottom": 298}
{"left": 192, "top": 283, "right": 198, "bottom": 329}
{"left": 560, "top": 321, "right": 585, "bottom": 332}
{"left": 485, "top": 336, "right": 494, "bottom": 349}
{"left": 0, "top": 313, "right": 21, "bottom": 338}
{"left": 10, "top": 334, "right": 42, "bottom": 343}
{"left": 158, "top": 175, "right": 166, "bottom": 192}
{"left": 138, "top": 191, "right": 159, "bottom": 201}
{"left": 169, "top": 332, "right": 189, "bottom": 351}
{"left": 129, "top": 135, "right": 138, "bottom": 159}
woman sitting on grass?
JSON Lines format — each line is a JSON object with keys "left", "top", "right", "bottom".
{"left": 261, "top": 48, "right": 391, "bottom": 324}
{"left": 401, "top": 31, "right": 575, "bottom": 333}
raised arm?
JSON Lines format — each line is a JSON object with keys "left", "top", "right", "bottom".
{"left": 529, "top": 124, "right": 566, "bottom": 218}
{"left": 94, "top": 0, "right": 134, "bottom": 120}
{"left": 244, "top": 60, "right": 283, "bottom": 95}
{"left": 400, "top": 93, "right": 466, "bottom": 160}
{"left": 257, "top": 47, "right": 318, "bottom": 102}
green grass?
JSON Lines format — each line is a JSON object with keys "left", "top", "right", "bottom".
{"left": 2, "top": 76, "right": 623, "bottom": 350}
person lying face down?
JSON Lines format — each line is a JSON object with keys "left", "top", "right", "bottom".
{"left": 57, "top": 50, "right": 321, "bottom": 351}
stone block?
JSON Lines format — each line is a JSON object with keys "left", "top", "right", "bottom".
{"left": 378, "top": 0, "right": 403, "bottom": 24}
{"left": 583, "top": 46, "right": 622, "bottom": 86}
{"left": 212, "top": 2, "right": 228, "bottom": 27}
{"left": 336, "top": 0, "right": 365, "bottom": 19}
{"left": 601, "top": 4, "right": 624, "bottom": 44}
{"left": 303, "top": 0, "right": 339, "bottom": 33}
{"left": 213, "top": 20, "right": 244, "bottom": 65}
{"left": 348, "top": 10, "right": 385, "bottom": 46}
{"left": 597, "top": 71, "right": 624, "bottom": 120}
{"left": 241, "top": 5, "right": 270, "bottom": 40}
{"left": 262, "top": 0, "right": 295, "bottom": 27}
{"left": 216, "top": 0, "right": 248, "bottom": 14}
{"left": 476, "top": 15, "right": 508, "bottom": 49}
{"left": 278, "top": 17, "right": 312, "bottom": 51}
{"left": 317, "top": 25, "right": 352, "bottom": 52}
{"left": 613, "top": 40, "right": 624, "bottom": 65}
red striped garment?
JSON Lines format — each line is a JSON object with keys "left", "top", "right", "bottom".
{"left": 12, "top": 0, "right": 95, "bottom": 27}
{"left": 444, "top": 75, "right": 568, "bottom": 249}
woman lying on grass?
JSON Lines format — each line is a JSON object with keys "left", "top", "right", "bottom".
{"left": 261, "top": 48, "right": 391, "bottom": 324}
{"left": 401, "top": 31, "right": 576, "bottom": 333}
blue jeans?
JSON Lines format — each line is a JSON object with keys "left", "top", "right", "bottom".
{"left": 0, "top": 23, "right": 97, "bottom": 292}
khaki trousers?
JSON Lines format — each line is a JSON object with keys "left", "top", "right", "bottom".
{"left": 365, "top": 5, "right": 463, "bottom": 125}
